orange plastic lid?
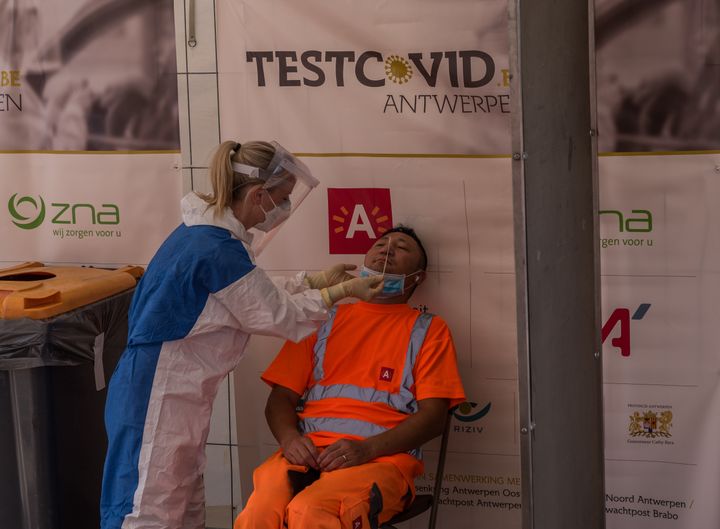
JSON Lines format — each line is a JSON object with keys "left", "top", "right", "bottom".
{"left": 0, "top": 262, "right": 144, "bottom": 320}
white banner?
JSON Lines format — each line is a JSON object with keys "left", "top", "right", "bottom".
{"left": 0, "top": 0, "right": 181, "bottom": 268}
{"left": 218, "top": 1, "right": 518, "bottom": 527}
{"left": 0, "top": 153, "right": 182, "bottom": 267}
{"left": 218, "top": 1, "right": 720, "bottom": 528}
{"left": 599, "top": 154, "right": 720, "bottom": 529}
{"left": 216, "top": 0, "right": 510, "bottom": 155}
{"left": 233, "top": 157, "right": 521, "bottom": 528}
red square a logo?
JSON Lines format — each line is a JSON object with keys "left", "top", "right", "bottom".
{"left": 379, "top": 367, "right": 395, "bottom": 382}
{"left": 327, "top": 188, "right": 393, "bottom": 254}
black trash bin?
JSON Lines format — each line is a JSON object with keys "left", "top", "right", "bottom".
{"left": 0, "top": 262, "right": 142, "bottom": 529}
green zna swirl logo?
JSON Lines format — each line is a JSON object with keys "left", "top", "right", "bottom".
{"left": 8, "top": 193, "right": 46, "bottom": 229}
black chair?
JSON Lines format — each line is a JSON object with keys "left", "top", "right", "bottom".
{"left": 380, "top": 407, "right": 455, "bottom": 529}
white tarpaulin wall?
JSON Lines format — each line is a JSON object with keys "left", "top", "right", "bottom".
{"left": 219, "top": 1, "right": 521, "bottom": 527}
{"left": 596, "top": 0, "right": 720, "bottom": 525}
{"left": 0, "top": 0, "right": 182, "bottom": 268}
{"left": 1, "top": 153, "right": 180, "bottom": 266}
{"left": 219, "top": 1, "right": 720, "bottom": 528}
{"left": 599, "top": 155, "right": 720, "bottom": 527}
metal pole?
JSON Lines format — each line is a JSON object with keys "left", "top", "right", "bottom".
{"left": 509, "top": 0, "right": 605, "bottom": 527}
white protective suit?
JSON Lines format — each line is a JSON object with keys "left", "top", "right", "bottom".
{"left": 100, "top": 192, "right": 329, "bottom": 529}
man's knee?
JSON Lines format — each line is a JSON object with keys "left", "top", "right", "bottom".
{"left": 253, "top": 457, "right": 281, "bottom": 483}
{"left": 285, "top": 492, "right": 321, "bottom": 520}
{"left": 286, "top": 494, "right": 331, "bottom": 528}
{"left": 235, "top": 456, "right": 296, "bottom": 529}
{"left": 235, "top": 502, "right": 284, "bottom": 529}
{"left": 251, "top": 454, "right": 295, "bottom": 494}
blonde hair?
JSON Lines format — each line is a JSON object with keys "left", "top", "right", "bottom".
{"left": 200, "top": 140, "right": 276, "bottom": 213}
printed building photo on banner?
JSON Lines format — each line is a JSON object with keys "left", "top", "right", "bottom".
{"left": 0, "top": 0, "right": 179, "bottom": 151}
{"left": 595, "top": 0, "right": 720, "bottom": 152}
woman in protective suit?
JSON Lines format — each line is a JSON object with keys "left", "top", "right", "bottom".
{"left": 100, "top": 140, "right": 383, "bottom": 529}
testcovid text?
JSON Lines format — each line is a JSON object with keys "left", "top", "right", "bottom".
{"left": 246, "top": 50, "right": 502, "bottom": 88}
{"left": 245, "top": 50, "right": 509, "bottom": 115}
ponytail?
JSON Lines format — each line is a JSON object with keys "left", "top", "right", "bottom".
{"left": 199, "top": 140, "right": 276, "bottom": 216}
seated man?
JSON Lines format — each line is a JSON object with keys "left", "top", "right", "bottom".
{"left": 235, "top": 226, "right": 466, "bottom": 529}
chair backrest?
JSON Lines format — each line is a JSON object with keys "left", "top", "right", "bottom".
{"left": 381, "top": 406, "right": 455, "bottom": 529}
{"left": 427, "top": 407, "right": 454, "bottom": 529}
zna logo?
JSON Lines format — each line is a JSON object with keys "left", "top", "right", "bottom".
{"left": 8, "top": 193, "right": 45, "bottom": 229}
{"left": 601, "top": 303, "right": 651, "bottom": 357}
{"left": 599, "top": 209, "right": 652, "bottom": 233}
{"left": 7, "top": 193, "right": 120, "bottom": 229}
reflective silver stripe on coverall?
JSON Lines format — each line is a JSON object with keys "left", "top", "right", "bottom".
{"left": 300, "top": 310, "right": 434, "bottom": 460}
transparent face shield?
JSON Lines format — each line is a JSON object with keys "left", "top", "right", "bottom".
{"left": 232, "top": 141, "right": 319, "bottom": 255}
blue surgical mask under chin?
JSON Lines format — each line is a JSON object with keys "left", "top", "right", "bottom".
{"left": 360, "top": 266, "right": 420, "bottom": 298}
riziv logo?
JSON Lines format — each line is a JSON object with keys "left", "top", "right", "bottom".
{"left": 454, "top": 401, "right": 492, "bottom": 422}
{"left": 8, "top": 193, "right": 45, "bottom": 229}
{"left": 453, "top": 401, "right": 492, "bottom": 434}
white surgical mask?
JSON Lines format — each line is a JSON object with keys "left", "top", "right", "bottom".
{"left": 255, "top": 192, "right": 291, "bottom": 232}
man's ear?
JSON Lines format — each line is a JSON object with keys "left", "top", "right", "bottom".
{"left": 406, "top": 270, "right": 426, "bottom": 299}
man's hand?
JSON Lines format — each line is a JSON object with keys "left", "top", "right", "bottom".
{"left": 317, "top": 438, "right": 375, "bottom": 472}
{"left": 280, "top": 433, "right": 320, "bottom": 470}
{"left": 266, "top": 386, "right": 319, "bottom": 469}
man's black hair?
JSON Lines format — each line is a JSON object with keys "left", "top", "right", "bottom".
{"left": 382, "top": 225, "right": 428, "bottom": 270}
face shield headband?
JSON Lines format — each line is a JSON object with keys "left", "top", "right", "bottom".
{"left": 231, "top": 141, "right": 318, "bottom": 191}
{"left": 231, "top": 141, "right": 319, "bottom": 255}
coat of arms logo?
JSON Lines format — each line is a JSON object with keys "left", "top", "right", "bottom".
{"left": 629, "top": 410, "right": 673, "bottom": 438}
